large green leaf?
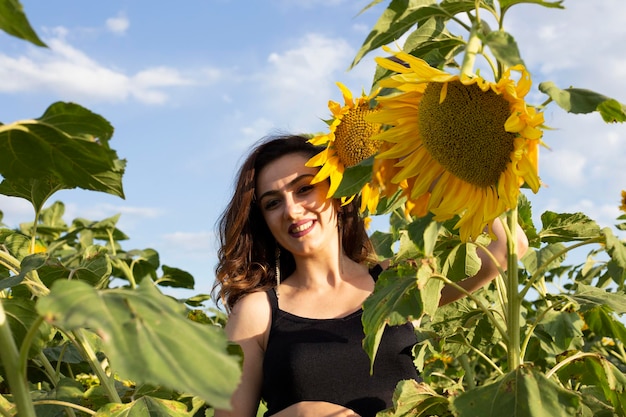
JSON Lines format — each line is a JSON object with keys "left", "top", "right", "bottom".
{"left": 603, "top": 228, "right": 626, "bottom": 269}
{"left": 537, "top": 310, "right": 584, "bottom": 352}
{"left": 0, "top": 298, "right": 52, "bottom": 362}
{"left": 352, "top": 0, "right": 434, "bottom": 69}
{"left": 352, "top": 0, "right": 476, "bottom": 69}
{"left": 0, "top": 102, "right": 125, "bottom": 205}
{"left": 483, "top": 30, "right": 524, "bottom": 67}
{"left": 556, "top": 354, "right": 626, "bottom": 416}
{"left": 569, "top": 284, "right": 626, "bottom": 314}
{"left": 450, "top": 366, "right": 580, "bottom": 417}
{"left": 538, "top": 212, "right": 601, "bottom": 243}
{"left": 158, "top": 265, "right": 195, "bottom": 289}
{"left": 333, "top": 157, "right": 373, "bottom": 198}
{"left": 0, "top": 0, "right": 46, "bottom": 46}
{"left": 0, "top": 177, "right": 62, "bottom": 215}
{"left": 36, "top": 279, "right": 241, "bottom": 409}
{"left": 499, "top": 0, "right": 564, "bottom": 13}
{"left": 370, "top": 231, "right": 396, "bottom": 259}
{"left": 378, "top": 379, "right": 450, "bottom": 416}
{"left": 539, "top": 82, "right": 626, "bottom": 122}
{"left": 402, "top": 17, "right": 464, "bottom": 68}
{"left": 362, "top": 265, "right": 424, "bottom": 370}
{"left": 583, "top": 305, "right": 626, "bottom": 346}
{"left": 94, "top": 396, "right": 190, "bottom": 417}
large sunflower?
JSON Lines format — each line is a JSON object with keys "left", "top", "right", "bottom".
{"left": 306, "top": 82, "right": 383, "bottom": 201}
{"left": 369, "top": 46, "right": 544, "bottom": 241}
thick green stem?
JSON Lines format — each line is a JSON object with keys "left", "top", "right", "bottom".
{"left": 460, "top": 24, "right": 481, "bottom": 77}
{"left": 0, "top": 250, "right": 20, "bottom": 274}
{"left": 505, "top": 208, "right": 521, "bottom": 370}
{"left": 72, "top": 329, "right": 122, "bottom": 403}
{"left": 0, "top": 301, "right": 37, "bottom": 417}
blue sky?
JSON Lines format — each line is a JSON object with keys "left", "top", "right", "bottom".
{"left": 1, "top": 0, "right": 625, "bottom": 297}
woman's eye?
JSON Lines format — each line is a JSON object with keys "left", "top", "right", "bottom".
{"left": 263, "top": 199, "right": 280, "bottom": 210}
{"left": 297, "top": 184, "right": 315, "bottom": 194}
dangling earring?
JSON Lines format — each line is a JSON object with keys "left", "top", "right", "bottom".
{"left": 337, "top": 212, "right": 344, "bottom": 274}
{"left": 275, "top": 246, "right": 281, "bottom": 298}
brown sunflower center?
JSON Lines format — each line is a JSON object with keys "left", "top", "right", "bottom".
{"left": 334, "top": 104, "right": 382, "bottom": 167}
{"left": 418, "top": 80, "right": 516, "bottom": 188}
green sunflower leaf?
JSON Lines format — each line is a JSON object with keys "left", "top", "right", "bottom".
{"left": 36, "top": 278, "right": 241, "bottom": 409}
{"left": 0, "top": 102, "right": 125, "bottom": 209}
{"left": 93, "top": 396, "right": 189, "bottom": 417}
{"left": 351, "top": 0, "right": 476, "bottom": 69}
{"left": 598, "top": 99, "right": 626, "bottom": 123}
{"left": 333, "top": 157, "right": 373, "bottom": 198}
{"left": 483, "top": 30, "right": 525, "bottom": 67}
{"left": 378, "top": 379, "right": 450, "bottom": 417}
{"left": 499, "top": 0, "right": 565, "bottom": 13}
{"left": 362, "top": 265, "right": 424, "bottom": 372}
{"left": 370, "top": 230, "right": 396, "bottom": 259}
{"left": 403, "top": 17, "right": 464, "bottom": 68}
{"left": 0, "top": 298, "right": 52, "bottom": 362}
{"left": 159, "top": 265, "right": 195, "bottom": 289}
{"left": 0, "top": 0, "right": 46, "bottom": 46}
{"left": 538, "top": 211, "right": 601, "bottom": 243}
{"left": 450, "top": 366, "right": 580, "bottom": 417}
{"left": 555, "top": 354, "right": 626, "bottom": 416}
{"left": 603, "top": 228, "right": 626, "bottom": 270}
{"left": 538, "top": 82, "right": 626, "bottom": 122}
{"left": 583, "top": 305, "right": 626, "bottom": 346}
{"left": 570, "top": 284, "right": 626, "bottom": 314}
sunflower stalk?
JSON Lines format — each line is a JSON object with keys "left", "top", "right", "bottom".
{"left": 460, "top": 23, "right": 482, "bottom": 78}
{"left": 72, "top": 329, "right": 122, "bottom": 403}
{"left": 504, "top": 207, "right": 521, "bottom": 370}
{"left": 0, "top": 300, "right": 38, "bottom": 417}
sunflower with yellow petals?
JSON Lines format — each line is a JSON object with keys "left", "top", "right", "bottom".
{"left": 306, "top": 82, "right": 383, "bottom": 202}
{"left": 368, "top": 46, "right": 544, "bottom": 241}
{"left": 620, "top": 190, "right": 626, "bottom": 213}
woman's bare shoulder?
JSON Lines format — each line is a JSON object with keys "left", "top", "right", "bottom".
{"left": 225, "top": 290, "right": 272, "bottom": 344}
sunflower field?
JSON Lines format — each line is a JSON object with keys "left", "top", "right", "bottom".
{"left": 1, "top": 1, "right": 626, "bottom": 417}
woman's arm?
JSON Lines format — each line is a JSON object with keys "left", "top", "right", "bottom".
{"left": 439, "top": 218, "right": 529, "bottom": 306}
{"left": 215, "top": 291, "right": 271, "bottom": 417}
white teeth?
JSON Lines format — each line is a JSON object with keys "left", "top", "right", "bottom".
{"left": 292, "top": 221, "right": 313, "bottom": 233}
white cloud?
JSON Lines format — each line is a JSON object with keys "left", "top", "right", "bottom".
{"left": 161, "top": 231, "right": 215, "bottom": 254}
{"left": 0, "top": 28, "right": 201, "bottom": 105}
{"left": 256, "top": 33, "right": 364, "bottom": 131}
{"left": 541, "top": 148, "right": 587, "bottom": 187}
{"left": 106, "top": 14, "right": 130, "bottom": 35}
{"left": 0, "top": 196, "right": 34, "bottom": 228}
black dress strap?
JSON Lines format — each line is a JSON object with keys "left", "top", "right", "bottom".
{"left": 369, "top": 264, "right": 384, "bottom": 282}
{"left": 266, "top": 288, "right": 279, "bottom": 312}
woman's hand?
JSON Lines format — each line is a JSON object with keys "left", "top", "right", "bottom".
{"left": 438, "top": 218, "right": 529, "bottom": 306}
{"left": 273, "top": 401, "right": 361, "bottom": 417}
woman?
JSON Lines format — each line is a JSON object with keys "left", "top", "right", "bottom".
{"left": 213, "top": 134, "right": 526, "bottom": 417}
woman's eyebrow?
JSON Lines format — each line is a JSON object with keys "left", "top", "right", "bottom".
{"left": 257, "top": 173, "right": 315, "bottom": 202}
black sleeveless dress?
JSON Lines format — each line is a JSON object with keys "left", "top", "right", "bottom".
{"left": 261, "top": 269, "right": 419, "bottom": 417}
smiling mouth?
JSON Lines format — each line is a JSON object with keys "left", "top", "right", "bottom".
{"left": 290, "top": 220, "right": 314, "bottom": 234}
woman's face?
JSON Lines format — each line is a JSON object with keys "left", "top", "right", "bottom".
{"left": 256, "top": 153, "right": 338, "bottom": 258}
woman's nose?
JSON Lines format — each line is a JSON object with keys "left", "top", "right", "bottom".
{"left": 283, "top": 194, "right": 304, "bottom": 218}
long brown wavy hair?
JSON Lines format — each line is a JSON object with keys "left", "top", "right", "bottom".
{"left": 213, "top": 134, "right": 375, "bottom": 311}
